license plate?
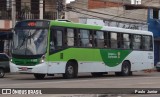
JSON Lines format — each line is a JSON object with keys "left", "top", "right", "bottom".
{"left": 20, "top": 67, "right": 28, "bottom": 71}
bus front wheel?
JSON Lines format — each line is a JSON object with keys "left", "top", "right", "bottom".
{"left": 34, "top": 74, "right": 45, "bottom": 80}
{"left": 63, "top": 61, "right": 78, "bottom": 79}
{"left": 0, "top": 68, "right": 5, "bottom": 78}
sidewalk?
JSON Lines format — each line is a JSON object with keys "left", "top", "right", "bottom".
{"left": 143, "top": 67, "right": 158, "bottom": 73}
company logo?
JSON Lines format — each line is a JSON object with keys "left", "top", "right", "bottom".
{"left": 2, "top": 89, "right": 12, "bottom": 94}
{"left": 108, "top": 52, "right": 121, "bottom": 59}
{"left": 131, "top": 0, "right": 141, "bottom": 5}
{"left": 1, "top": 89, "right": 42, "bottom": 95}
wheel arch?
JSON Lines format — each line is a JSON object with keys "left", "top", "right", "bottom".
{"left": 122, "top": 60, "right": 132, "bottom": 76}
{"left": 67, "top": 59, "right": 78, "bottom": 67}
{"left": 122, "top": 60, "right": 131, "bottom": 68}
{"left": 65, "top": 59, "right": 78, "bottom": 78}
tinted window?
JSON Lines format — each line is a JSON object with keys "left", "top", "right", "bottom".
{"left": 0, "top": 54, "right": 9, "bottom": 61}
{"left": 111, "top": 32, "right": 117, "bottom": 48}
{"left": 50, "top": 28, "right": 63, "bottom": 54}
{"left": 133, "top": 35, "right": 141, "bottom": 50}
{"left": 95, "top": 31, "right": 104, "bottom": 48}
{"left": 57, "top": 31, "right": 63, "bottom": 46}
{"left": 67, "top": 28, "right": 74, "bottom": 46}
{"left": 122, "top": 34, "right": 131, "bottom": 49}
{"left": 142, "top": 36, "right": 152, "bottom": 50}
{"left": 79, "top": 29, "right": 90, "bottom": 47}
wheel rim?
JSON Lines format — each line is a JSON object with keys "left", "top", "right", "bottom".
{"left": 0, "top": 69, "right": 4, "bottom": 77}
{"left": 67, "top": 65, "right": 74, "bottom": 75}
{"left": 123, "top": 64, "right": 129, "bottom": 74}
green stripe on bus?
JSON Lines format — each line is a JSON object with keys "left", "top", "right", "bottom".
{"left": 47, "top": 48, "right": 102, "bottom": 62}
{"left": 12, "top": 48, "right": 132, "bottom": 67}
{"left": 47, "top": 48, "right": 132, "bottom": 67}
{"left": 50, "top": 21, "right": 103, "bottom": 30}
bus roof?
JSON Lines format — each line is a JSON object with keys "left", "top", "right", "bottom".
{"left": 102, "top": 26, "right": 152, "bottom": 35}
{"left": 16, "top": 20, "right": 152, "bottom": 36}
{"left": 51, "top": 20, "right": 152, "bottom": 36}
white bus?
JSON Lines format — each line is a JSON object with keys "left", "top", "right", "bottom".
{"left": 10, "top": 20, "right": 154, "bottom": 79}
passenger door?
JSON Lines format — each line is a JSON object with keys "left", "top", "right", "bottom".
{"left": 48, "top": 27, "right": 65, "bottom": 74}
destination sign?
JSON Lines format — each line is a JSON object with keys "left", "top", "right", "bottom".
{"left": 15, "top": 20, "right": 50, "bottom": 28}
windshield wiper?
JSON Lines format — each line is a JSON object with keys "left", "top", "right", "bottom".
{"left": 15, "top": 30, "right": 30, "bottom": 50}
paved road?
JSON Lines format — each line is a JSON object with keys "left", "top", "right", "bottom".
{"left": 0, "top": 71, "right": 160, "bottom": 97}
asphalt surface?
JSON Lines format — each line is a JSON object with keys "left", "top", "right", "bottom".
{"left": 0, "top": 71, "right": 160, "bottom": 97}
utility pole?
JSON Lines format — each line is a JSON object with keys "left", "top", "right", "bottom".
{"left": 56, "top": 0, "right": 59, "bottom": 19}
{"left": 12, "top": 0, "right": 16, "bottom": 28}
{"left": 56, "top": 0, "right": 64, "bottom": 19}
{"left": 64, "top": 0, "right": 68, "bottom": 20}
{"left": 39, "top": 0, "right": 43, "bottom": 19}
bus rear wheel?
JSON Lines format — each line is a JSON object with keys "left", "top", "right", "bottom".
{"left": 63, "top": 61, "right": 78, "bottom": 79}
{"left": 121, "top": 61, "right": 131, "bottom": 76}
{"left": 34, "top": 74, "right": 45, "bottom": 80}
{"left": 115, "top": 61, "right": 131, "bottom": 76}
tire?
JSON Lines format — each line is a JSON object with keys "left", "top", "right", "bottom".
{"left": 121, "top": 61, "right": 131, "bottom": 76}
{"left": 157, "top": 69, "right": 160, "bottom": 72}
{"left": 0, "top": 68, "right": 5, "bottom": 78}
{"left": 115, "top": 61, "right": 131, "bottom": 76}
{"left": 91, "top": 72, "right": 103, "bottom": 77}
{"left": 63, "top": 62, "right": 78, "bottom": 79}
{"left": 34, "top": 74, "right": 45, "bottom": 80}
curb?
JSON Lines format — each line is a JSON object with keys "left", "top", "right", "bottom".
{"left": 143, "top": 69, "right": 158, "bottom": 73}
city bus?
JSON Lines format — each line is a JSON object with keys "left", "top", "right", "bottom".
{"left": 10, "top": 19, "right": 154, "bottom": 79}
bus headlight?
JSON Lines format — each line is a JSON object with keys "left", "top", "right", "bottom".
{"left": 40, "top": 55, "right": 45, "bottom": 63}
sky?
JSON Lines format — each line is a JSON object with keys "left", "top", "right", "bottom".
{"left": 66, "top": 0, "right": 75, "bottom": 3}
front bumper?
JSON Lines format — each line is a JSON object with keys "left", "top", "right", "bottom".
{"left": 10, "top": 62, "right": 48, "bottom": 74}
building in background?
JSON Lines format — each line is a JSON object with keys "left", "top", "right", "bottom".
{"left": 0, "top": 29, "right": 12, "bottom": 55}
{"left": 0, "top": 0, "right": 160, "bottom": 63}
{"left": 66, "top": 0, "right": 147, "bottom": 23}
{"left": 66, "top": 0, "right": 160, "bottom": 64}
{"left": 0, "top": 0, "right": 65, "bottom": 55}
{"left": 148, "top": 7, "right": 160, "bottom": 64}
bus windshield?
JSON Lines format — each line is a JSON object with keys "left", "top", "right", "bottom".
{"left": 12, "top": 29, "right": 48, "bottom": 55}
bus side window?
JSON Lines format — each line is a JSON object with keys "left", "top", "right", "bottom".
{"left": 117, "top": 33, "right": 121, "bottom": 48}
{"left": 50, "top": 30, "right": 56, "bottom": 53}
{"left": 77, "top": 31, "right": 81, "bottom": 47}
{"left": 56, "top": 30, "right": 63, "bottom": 47}
{"left": 142, "top": 35, "right": 152, "bottom": 51}
{"left": 80, "top": 29, "right": 90, "bottom": 47}
{"left": 50, "top": 29, "right": 62, "bottom": 52}
{"left": 96, "top": 31, "right": 104, "bottom": 48}
{"left": 67, "top": 28, "right": 74, "bottom": 46}
{"left": 123, "top": 34, "right": 130, "bottom": 49}
{"left": 150, "top": 36, "right": 153, "bottom": 51}
{"left": 107, "top": 32, "right": 111, "bottom": 48}
{"left": 111, "top": 32, "right": 117, "bottom": 48}
{"left": 94, "top": 32, "right": 97, "bottom": 47}
{"left": 129, "top": 35, "right": 132, "bottom": 49}
{"left": 132, "top": 35, "right": 141, "bottom": 50}
{"left": 88, "top": 31, "right": 93, "bottom": 47}
{"left": 104, "top": 32, "right": 108, "bottom": 48}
